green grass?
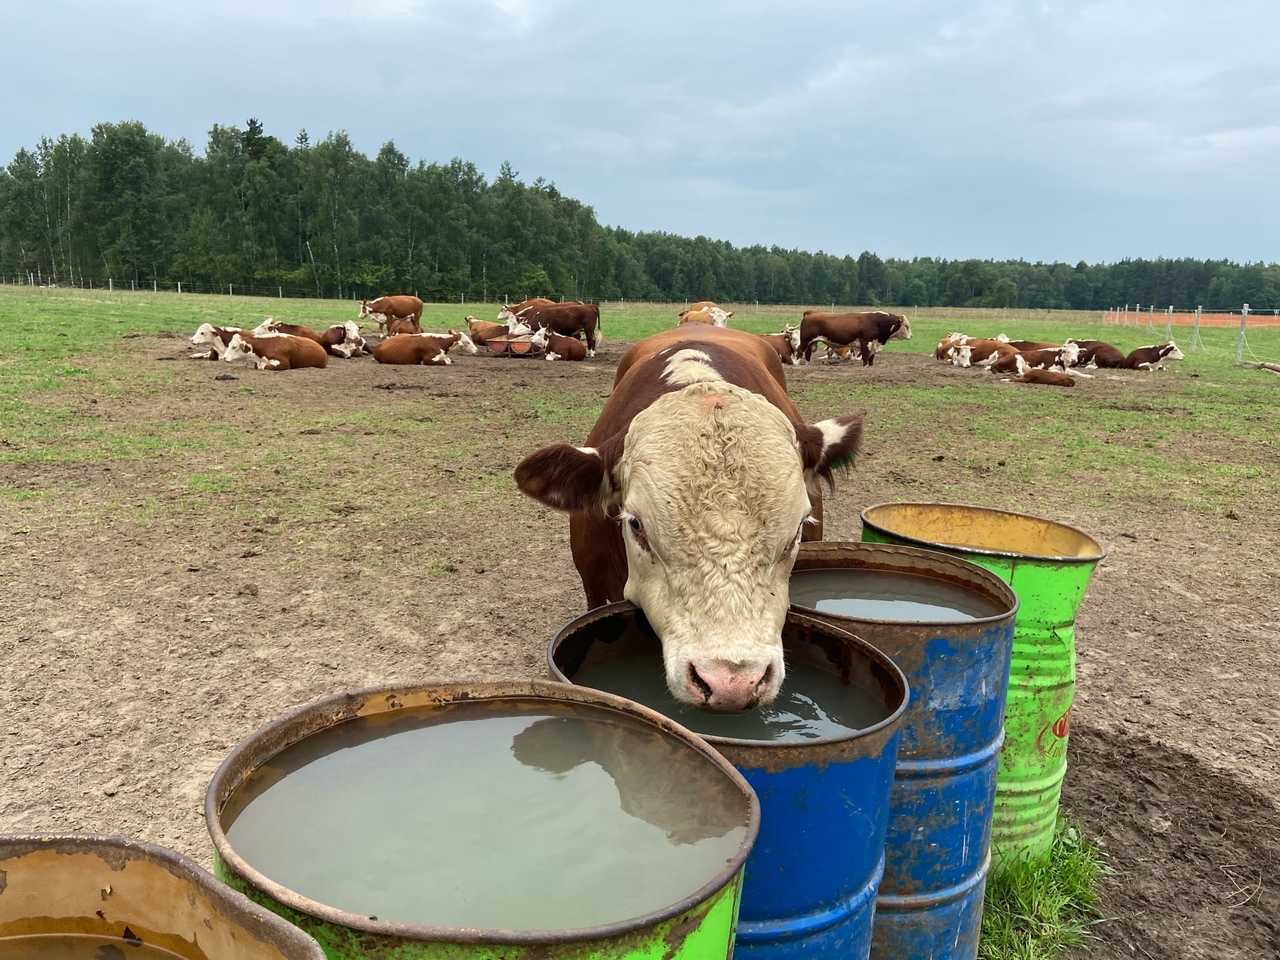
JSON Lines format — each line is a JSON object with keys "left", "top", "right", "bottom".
{"left": 980, "top": 820, "right": 1111, "bottom": 960}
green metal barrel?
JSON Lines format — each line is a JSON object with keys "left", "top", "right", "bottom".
{"left": 206, "top": 680, "right": 759, "bottom": 960}
{"left": 0, "top": 833, "right": 325, "bottom": 959}
{"left": 859, "top": 503, "right": 1105, "bottom": 868}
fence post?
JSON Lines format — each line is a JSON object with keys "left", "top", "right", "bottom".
{"left": 229, "top": 284, "right": 233, "bottom": 296}
{"left": 1147, "top": 304, "right": 1154, "bottom": 331}
{"left": 1192, "top": 305, "right": 1202, "bottom": 350}
{"left": 1165, "top": 305, "right": 1172, "bottom": 340}
{"left": 279, "top": 286, "right": 283, "bottom": 298}
{"left": 109, "top": 278, "right": 113, "bottom": 292}
{"left": 1235, "top": 303, "right": 1250, "bottom": 363}
{"left": 178, "top": 281, "right": 182, "bottom": 294}
{"left": 1123, "top": 303, "right": 1129, "bottom": 325}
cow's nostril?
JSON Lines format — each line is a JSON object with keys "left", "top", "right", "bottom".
{"left": 687, "top": 664, "right": 713, "bottom": 702}
{"left": 756, "top": 663, "right": 775, "bottom": 693}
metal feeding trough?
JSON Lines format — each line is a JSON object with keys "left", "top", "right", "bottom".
{"left": 486, "top": 335, "right": 543, "bottom": 357}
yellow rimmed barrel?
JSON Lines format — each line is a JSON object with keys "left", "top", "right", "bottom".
{"left": 860, "top": 502, "right": 1105, "bottom": 868}
{"left": 206, "top": 679, "right": 760, "bottom": 960}
{"left": 0, "top": 833, "right": 325, "bottom": 959}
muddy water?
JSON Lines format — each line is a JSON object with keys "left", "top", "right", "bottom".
{"left": 789, "top": 568, "right": 1004, "bottom": 621}
{"left": 571, "top": 655, "right": 890, "bottom": 741}
{"left": 220, "top": 700, "right": 750, "bottom": 930}
{"left": 0, "top": 935, "right": 193, "bottom": 960}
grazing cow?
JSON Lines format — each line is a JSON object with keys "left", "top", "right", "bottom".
{"left": 1066, "top": 339, "right": 1125, "bottom": 368}
{"left": 948, "top": 338, "right": 1018, "bottom": 368}
{"left": 359, "top": 295, "right": 424, "bottom": 334}
{"left": 519, "top": 302, "right": 603, "bottom": 357}
{"left": 222, "top": 332, "right": 328, "bottom": 371}
{"left": 757, "top": 325, "right": 802, "bottom": 366}
{"left": 1124, "top": 342, "right": 1185, "bottom": 371}
{"left": 516, "top": 324, "right": 863, "bottom": 711}
{"left": 989, "top": 343, "right": 1080, "bottom": 376}
{"left": 371, "top": 330, "right": 475, "bottom": 365}
{"left": 253, "top": 318, "right": 368, "bottom": 358}
{"left": 188, "top": 323, "right": 243, "bottom": 360}
{"left": 798, "top": 310, "right": 911, "bottom": 364}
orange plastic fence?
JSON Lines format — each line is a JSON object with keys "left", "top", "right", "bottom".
{"left": 1105, "top": 311, "right": 1280, "bottom": 328}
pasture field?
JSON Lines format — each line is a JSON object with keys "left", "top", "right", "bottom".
{"left": 2, "top": 286, "right": 1278, "bottom": 959}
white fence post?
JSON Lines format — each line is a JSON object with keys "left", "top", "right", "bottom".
{"left": 109, "top": 278, "right": 113, "bottom": 292}
{"left": 1165, "top": 305, "right": 1172, "bottom": 340}
{"left": 1192, "top": 305, "right": 1202, "bottom": 350}
{"left": 1235, "top": 303, "right": 1250, "bottom": 363}
{"left": 1147, "top": 304, "right": 1154, "bottom": 331}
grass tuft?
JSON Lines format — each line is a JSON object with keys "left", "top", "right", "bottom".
{"left": 980, "top": 819, "right": 1111, "bottom": 960}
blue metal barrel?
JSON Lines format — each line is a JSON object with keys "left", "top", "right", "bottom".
{"left": 790, "top": 542, "right": 1018, "bottom": 960}
{"left": 548, "top": 602, "right": 908, "bottom": 960}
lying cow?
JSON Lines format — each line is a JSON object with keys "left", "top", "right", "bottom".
{"left": 798, "top": 310, "right": 911, "bottom": 364}
{"left": 935, "top": 333, "right": 971, "bottom": 360}
{"left": 222, "top": 332, "right": 328, "bottom": 370}
{"left": 529, "top": 327, "right": 588, "bottom": 361}
{"left": 518, "top": 302, "right": 603, "bottom": 357}
{"left": 1124, "top": 342, "right": 1185, "bottom": 371}
{"left": 189, "top": 323, "right": 243, "bottom": 360}
{"left": 1010, "top": 363, "right": 1076, "bottom": 388}
{"left": 757, "top": 326, "right": 802, "bottom": 366}
{"left": 464, "top": 315, "right": 531, "bottom": 345}
{"left": 516, "top": 324, "right": 863, "bottom": 711}
{"left": 370, "top": 329, "right": 475, "bottom": 365}
{"left": 1066, "top": 339, "right": 1125, "bottom": 368}
{"left": 948, "top": 338, "right": 1018, "bottom": 368}
{"left": 677, "top": 306, "right": 732, "bottom": 327}
{"left": 253, "top": 318, "right": 368, "bottom": 358}
{"left": 359, "top": 295, "right": 424, "bottom": 334}
{"left": 989, "top": 343, "right": 1081, "bottom": 375}
{"left": 386, "top": 316, "right": 424, "bottom": 337}
{"left": 1005, "top": 340, "right": 1061, "bottom": 352}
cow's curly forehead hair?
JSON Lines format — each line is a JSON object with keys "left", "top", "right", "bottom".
{"left": 615, "top": 382, "right": 809, "bottom": 529}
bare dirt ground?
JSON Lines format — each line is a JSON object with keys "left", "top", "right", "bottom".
{"left": 2, "top": 336, "right": 1277, "bottom": 959}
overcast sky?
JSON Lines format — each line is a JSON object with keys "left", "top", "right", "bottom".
{"left": 3, "top": 1, "right": 1277, "bottom": 264}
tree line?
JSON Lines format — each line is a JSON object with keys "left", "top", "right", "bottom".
{"left": 2, "top": 119, "right": 1277, "bottom": 311}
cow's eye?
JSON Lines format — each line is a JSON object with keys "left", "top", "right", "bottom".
{"left": 628, "top": 516, "right": 644, "bottom": 536}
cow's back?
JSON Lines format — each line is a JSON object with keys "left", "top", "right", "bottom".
{"left": 611, "top": 325, "right": 790, "bottom": 400}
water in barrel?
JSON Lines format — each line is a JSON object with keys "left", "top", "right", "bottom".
{"left": 790, "top": 568, "right": 1006, "bottom": 621}
{"left": 1, "top": 935, "right": 190, "bottom": 959}
{"left": 219, "top": 700, "right": 751, "bottom": 930}
{"left": 572, "top": 653, "right": 890, "bottom": 741}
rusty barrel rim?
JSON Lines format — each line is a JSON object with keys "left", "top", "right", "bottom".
{"left": 0, "top": 832, "right": 326, "bottom": 959}
{"left": 789, "top": 540, "right": 1019, "bottom": 626}
{"left": 546, "top": 601, "right": 909, "bottom": 758}
{"left": 861, "top": 502, "right": 1106, "bottom": 564}
{"left": 205, "top": 678, "right": 760, "bottom": 946}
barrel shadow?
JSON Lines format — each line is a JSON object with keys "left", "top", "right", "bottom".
{"left": 1064, "top": 724, "right": 1280, "bottom": 960}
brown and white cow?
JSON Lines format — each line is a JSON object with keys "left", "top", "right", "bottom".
{"left": 756, "top": 325, "right": 802, "bottom": 365}
{"left": 253, "top": 318, "right": 368, "bottom": 357}
{"left": 1066, "top": 339, "right": 1125, "bottom": 368}
{"left": 989, "top": 343, "right": 1081, "bottom": 376}
{"left": 529, "top": 326, "right": 588, "bottom": 362}
{"left": 948, "top": 338, "right": 1019, "bottom": 368}
{"left": 496, "top": 299, "right": 583, "bottom": 324}
{"left": 516, "top": 324, "right": 863, "bottom": 711}
{"left": 518, "top": 302, "right": 603, "bottom": 357}
{"left": 1005, "top": 340, "right": 1061, "bottom": 352}
{"left": 1124, "top": 342, "right": 1185, "bottom": 371}
{"left": 222, "top": 332, "right": 328, "bottom": 370}
{"left": 798, "top": 310, "right": 911, "bottom": 364}
{"left": 188, "top": 323, "right": 243, "bottom": 360}
{"left": 935, "top": 333, "right": 971, "bottom": 360}
{"left": 386, "top": 316, "right": 425, "bottom": 337}
{"left": 360, "top": 295, "right": 424, "bottom": 334}
{"left": 677, "top": 306, "right": 733, "bottom": 327}
{"left": 371, "top": 329, "right": 475, "bottom": 365}
{"left": 1011, "top": 367, "right": 1076, "bottom": 387}
{"left": 464, "top": 314, "right": 532, "bottom": 344}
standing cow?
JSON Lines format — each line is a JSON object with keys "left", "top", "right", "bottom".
{"left": 797, "top": 311, "right": 911, "bottom": 364}
{"left": 518, "top": 302, "right": 603, "bottom": 357}
{"left": 359, "top": 295, "right": 424, "bottom": 334}
{"left": 516, "top": 325, "right": 863, "bottom": 711}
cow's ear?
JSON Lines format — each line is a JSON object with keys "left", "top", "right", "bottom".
{"left": 515, "top": 431, "right": 624, "bottom": 512}
{"left": 794, "top": 414, "right": 865, "bottom": 490}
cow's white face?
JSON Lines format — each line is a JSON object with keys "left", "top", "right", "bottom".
{"left": 455, "top": 330, "right": 478, "bottom": 354}
{"left": 1164, "top": 343, "right": 1185, "bottom": 361}
{"left": 707, "top": 307, "right": 732, "bottom": 327}
{"left": 496, "top": 306, "right": 516, "bottom": 322}
{"left": 222, "top": 335, "right": 254, "bottom": 363}
{"left": 949, "top": 344, "right": 973, "bottom": 367}
{"left": 1060, "top": 342, "right": 1081, "bottom": 367}
{"left": 508, "top": 317, "right": 533, "bottom": 337}
{"left": 606, "top": 383, "right": 818, "bottom": 711}
{"left": 785, "top": 325, "right": 801, "bottom": 356}
{"left": 189, "top": 323, "right": 232, "bottom": 354}
{"left": 529, "top": 327, "right": 549, "bottom": 350}
{"left": 891, "top": 317, "right": 912, "bottom": 341}
{"left": 251, "top": 318, "right": 279, "bottom": 336}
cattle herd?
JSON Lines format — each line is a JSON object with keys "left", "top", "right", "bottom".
{"left": 184, "top": 294, "right": 1183, "bottom": 390}
{"left": 933, "top": 332, "right": 1186, "bottom": 387}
